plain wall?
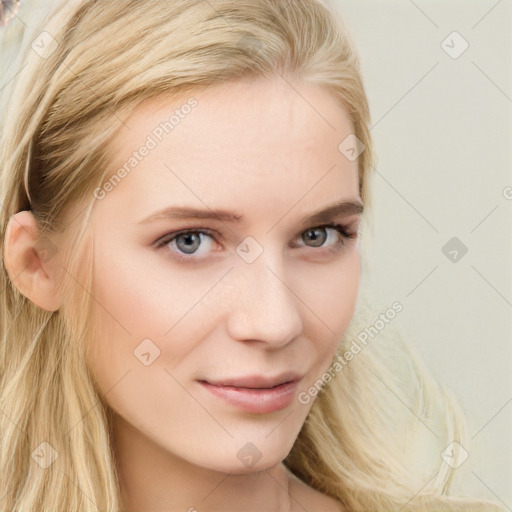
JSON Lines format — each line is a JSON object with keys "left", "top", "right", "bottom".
{"left": 331, "top": 0, "right": 512, "bottom": 506}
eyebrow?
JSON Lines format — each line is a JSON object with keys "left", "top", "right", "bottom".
{"left": 138, "top": 200, "right": 364, "bottom": 226}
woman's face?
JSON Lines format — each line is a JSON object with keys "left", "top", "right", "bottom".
{"left": 84, "top": 75, "right": 363, "bottom": 473}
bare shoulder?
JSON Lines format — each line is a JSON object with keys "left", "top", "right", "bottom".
{"left": 287, "top": 470, "right": 345, "bottom": 512}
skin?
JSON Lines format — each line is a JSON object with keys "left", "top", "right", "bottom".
{"left": 4, "top": 75, "right": 363, "bottom": 511}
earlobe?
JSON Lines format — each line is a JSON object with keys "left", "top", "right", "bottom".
{"left": 3, "top": 211, "right": 62, "bottom": 312}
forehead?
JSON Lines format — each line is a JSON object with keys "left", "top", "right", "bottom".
{"left": 101, "top": 75, "right": 360, "bottom": 221}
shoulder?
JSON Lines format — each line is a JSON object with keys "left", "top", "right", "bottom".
{"left": 287, "top": 470, "right": 345, "bottom": 512}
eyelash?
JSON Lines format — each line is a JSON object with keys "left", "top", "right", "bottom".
{"left": 153, "top": 223, "right": 357, "bottom": 264}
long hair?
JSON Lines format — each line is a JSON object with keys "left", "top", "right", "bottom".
{"left": 0, "top": 1, "right": 504, "bottom": 510}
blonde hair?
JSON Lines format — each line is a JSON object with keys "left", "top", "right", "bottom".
{"left": 0, "top": 0, "right": 504, "bottom": 510}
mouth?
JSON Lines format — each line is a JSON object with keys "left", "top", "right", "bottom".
{"left": 200, "top": 372, "right": 303, "bottom": 389}
{"left": 197, "top": 373, "right": 303, "bottom": 414}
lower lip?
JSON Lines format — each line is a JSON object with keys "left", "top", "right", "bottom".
{"left": 199, "top": 380, "right": 298, "bottom": 414}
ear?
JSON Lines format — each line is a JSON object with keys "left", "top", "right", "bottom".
{"left": 3, "top": 210, "right": 62, "bottom": 311}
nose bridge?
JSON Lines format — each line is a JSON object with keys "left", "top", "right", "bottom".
{"left": 225, "top": 250, "right": 303, "bottom": 347}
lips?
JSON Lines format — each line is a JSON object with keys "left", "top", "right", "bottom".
{"left": 198, "top": 372, "right": 303, "bottom": 414}
{"left": 201, "top": 372, "right": 303, "bottom": 389}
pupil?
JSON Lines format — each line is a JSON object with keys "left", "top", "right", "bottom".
{"left": 177, "top": 233, "right": 200, "bottom": 254}
{"left": 304, "top": 228, "right": 326, "bottom": 247}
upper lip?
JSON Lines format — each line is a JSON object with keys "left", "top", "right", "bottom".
{"left": 201, "top": 372, "right": 303, "bottom": 389}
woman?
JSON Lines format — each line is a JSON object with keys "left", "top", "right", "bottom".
{"left": 0, "top": 0, "right": 505, "bottom": 510}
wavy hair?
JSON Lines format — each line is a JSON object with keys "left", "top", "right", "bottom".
{"left": 0, "top": 0, "right": 504, "bottom": 510}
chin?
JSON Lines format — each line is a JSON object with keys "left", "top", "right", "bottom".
{"left": 217, "top": 457, "right": 283, "bottom": 475}
{"left": 196, "top": 446, "right": 287, "bottom": 475}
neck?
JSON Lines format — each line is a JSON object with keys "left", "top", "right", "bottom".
{"left": 112, "top": 413, "right": 292, "bottom": 512}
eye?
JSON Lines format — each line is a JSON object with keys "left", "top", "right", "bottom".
{"left": 153, "top": 223, "right": 357, "bottom": 263}
{"left": 295, "top": 223, "right": 356, "bottom": 251}
{"left": 154, "top": 229, "right": 218, "bottom": 262}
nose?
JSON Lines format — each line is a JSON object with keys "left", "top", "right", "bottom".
{"left": 224, "top": 257, "right": 303, "bottom": 349}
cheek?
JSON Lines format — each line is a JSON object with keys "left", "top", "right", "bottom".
{"left": 299, "top": 249, "right": 360, "bottom": 331}
{"left": 295, "top": 250, "right": 361, "bottom": 363}
{"left": 85, "top": 238, "right": 220, "bottom": 393}
{"left": 84, "top": 246, "right": 226, "bottom": 447}
{"left": 89, "top": 231, "right": 228, "bottom": 335}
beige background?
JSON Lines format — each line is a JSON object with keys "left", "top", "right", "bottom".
{"left": 331, "top": 0, "right": 512, "bottom": 506}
